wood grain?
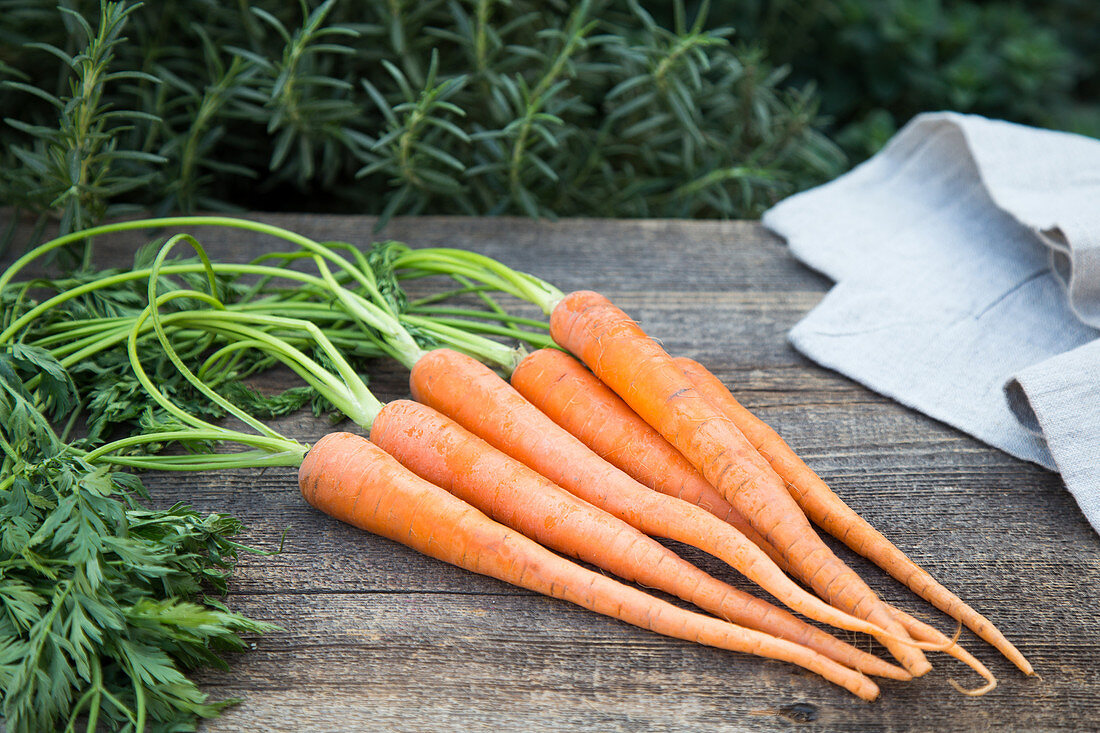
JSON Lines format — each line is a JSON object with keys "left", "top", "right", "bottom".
{"left": 10, "top": 214, "right": 1099, "bottom": 732}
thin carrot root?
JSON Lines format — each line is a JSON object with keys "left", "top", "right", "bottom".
{"left": 887, "top": 605, "right": 997, "bottom": 696}
{"left": 946, "top": 618, "right": 965, "bottom": 649}
{"left": 901, "top": 633, "right": 963, "bottom": 653}
{"left": 949, "top": 678, "right": 998, "bottom": 697}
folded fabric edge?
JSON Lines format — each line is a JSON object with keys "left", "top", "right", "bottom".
{"left": 947, "top": 115, "right": 1100, "bottom": 330}
{"left": 1004, "top": 380, "right": 1044, "bottom": 436}
{"left": 1007, "top": 340, "right": 1100, "bottom": 534}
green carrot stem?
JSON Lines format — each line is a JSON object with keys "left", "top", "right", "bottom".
{"left": 0, "top": 216, "right": 375, "bottom": 294}
{"left": 416, "top": 317, "right": 556, "bottom": 352}
{"left": 79, "top": 430, "right": 306, "bottom": 467}
{"left": 407, "top": 305, "right": 550, "bottom": 330}
{"left": 390, "top": 247, "right": 563, "bottom": 314}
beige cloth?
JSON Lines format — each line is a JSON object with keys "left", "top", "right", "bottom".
{"left": 764, "top": 112, "right": 1100, "bottom": 533}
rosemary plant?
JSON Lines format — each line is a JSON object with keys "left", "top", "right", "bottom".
{"left": 1, "top": 0, "right": 844, "bottom": 248}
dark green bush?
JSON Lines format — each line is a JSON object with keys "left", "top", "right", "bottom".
{"left": 708, "top": 0, "right": 1100, "bottom": 158}
{"left": 3, "top": 0, "right": 1095, "bottom": 240}
{"left": 0, "top": 0, "right": 843, "bottom": 241}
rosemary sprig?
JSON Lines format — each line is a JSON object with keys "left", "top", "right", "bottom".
{"left": 2, "top": 1, "right": 166, "bottom": 261}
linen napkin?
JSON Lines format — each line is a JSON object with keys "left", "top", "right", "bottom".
{"left": 762, "top": 112, "right": 1100, "bottom": 533}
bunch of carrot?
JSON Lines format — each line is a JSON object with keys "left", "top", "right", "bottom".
{"left": 295, "top": 282, "right": 1033, "bottom": 699}
{"left": 5, "top": 217, "right": 1032, "bottom": 706}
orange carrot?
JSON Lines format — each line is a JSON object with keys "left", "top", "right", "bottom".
{"left": 411, "top": 348, "right": 913, "bottom": 664}
{"left": 549, "top": 290, "right": 930, "bottom": 676}
{"left": 675, "top": 355, "right": 1033, "bottom": 677}
{"left": 300, "top": 431, "right": 881, "bottom": 700}
{"left": 510, "top": 347, "right": 785, "bottom": 567}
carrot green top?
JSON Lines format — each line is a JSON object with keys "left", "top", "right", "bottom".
{"left": 1, "top": 216, "right": 563, "bottom": 475}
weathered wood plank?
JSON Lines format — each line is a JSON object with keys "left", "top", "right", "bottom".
{"left": 8, "top": 213, "right": 1099, "bottom": 731}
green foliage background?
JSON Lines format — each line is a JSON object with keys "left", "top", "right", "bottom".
{"left": 0, "top": 0, "right": 843, "bottom": 241}
{"left": 0, "top": 0, "right": 1097, "bottom": 240}
{"left": 710, "top": 0, "right": 1100, "bottom": 158}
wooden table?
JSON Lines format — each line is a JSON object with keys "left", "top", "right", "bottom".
{"left": 79, "top": 215, "right": 1100, "bottom": 731}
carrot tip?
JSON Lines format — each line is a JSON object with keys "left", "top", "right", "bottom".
{"left": 881, "top": 667, "right": 914, "bottom": 682}
{"left": 907, "top": 661, "right": 933, "bottom": 678}
{"left": 948, "top": 676, "right": 998, "bottom": 697}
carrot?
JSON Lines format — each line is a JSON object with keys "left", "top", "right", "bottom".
{"left": 674, "top": 355, "right": 1033, "bottom": 677}
{"left": 411, "top": 348, "right": 915, "bottom": 667}
{"left": 300, "top": 431, "right": 881, "bottom": 700}
{"left": 549, "top": 290, "right": 931, "bottom": 676}
{"left": 509, "top": 347, "right": 785, "bottom": 567}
